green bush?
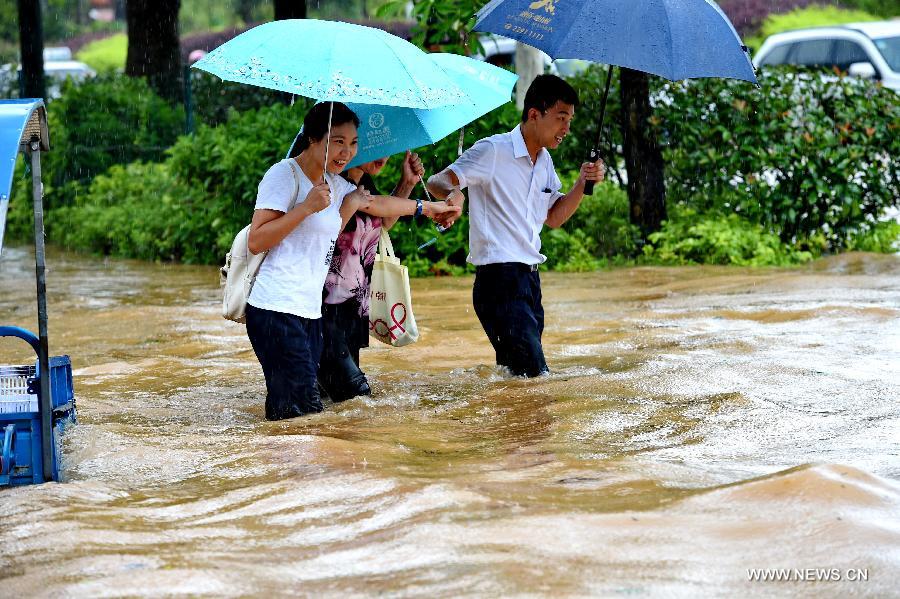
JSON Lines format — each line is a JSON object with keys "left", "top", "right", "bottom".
{"left": 844, "top": 219, "right": 900, "bottom": 253}
{"left": 540, "top": 174, "right": 639, "bottom": 271}
{"left": 165, "top": 102, "right": 311, "bottom": 259}
{"left": 839, "top": 0, "right": 900, "bottom": 19}
{"left": 5, "top": 75, "right": 185, "bottom": 242}
{"left": 653, "top": 67, "right": 900, "bottom": 251}
{"left": 43, "top": 74, "right": 184, "bottom": 195}
{"left": 642, "top": 209, "right": 815, "bottom": 266}
{"left": 76, "top": 33, "right": 127, "bottom": 73}
{"left": 49, "top": 161, "right": 209, "bottom": 262}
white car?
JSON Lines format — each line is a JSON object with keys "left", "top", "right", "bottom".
{"left": 0, "top": 59, "right": 95, "bottom": 98}
{"left": 753, "top": 21, "right": 900, "bottom": 92}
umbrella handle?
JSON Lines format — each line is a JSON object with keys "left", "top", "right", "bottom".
{"left": 420, "top": 174, "right": 449, "bottom": 234}
{"left": 323, "top": 101, "right": 334, "bottom": 183}
{"left": 584, "top": 65, "right": 615, "bottom": 196}
{"left": 583, "top": 148, "right": 601, "bottom": 196}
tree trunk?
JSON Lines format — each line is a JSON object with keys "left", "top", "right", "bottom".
{"left": 17, "top": 0, "right": 45, "bottom": 100}
{"left": 125, "top": 0, "right": 183, "bottom": 104}
{"left": 514, "top": 42, "right": 543, "bottom": 112}
{"left": 236, "top": 0, "right": 255, "bottom": 23}
{"left": 274, "top": 0, "right": 306, "bottom": 20}
{"left": 619, "top": 67, "right": 666, "bottom": 236}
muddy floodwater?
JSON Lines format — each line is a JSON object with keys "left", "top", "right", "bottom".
{"left": 1, "top": 246, "right": 898, "bottom": 597}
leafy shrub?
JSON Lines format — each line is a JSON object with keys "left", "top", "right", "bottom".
{"left": 75, "top": 33, "right": 127, "bottom": 73}
{"left": 844, "top": 219, "right": 900, "bottom": 253}
{"left": 166, "top": 102, "right": 312, "bottom": 257}
{"left": 642, "top": 209, "right": 815, "bottom": 266}
{"left": 541, "top": 174, "right": 639, "bottom": 271}
{"left": 834, "top": 0, "right": 900, "bottom": 19}
{"left": 49, "top": 161, "right": 210, "bottom": 262}
{"left": 653, "top": 67, "right": 900, "bottom": 251}
{"left": 41, "top": 74, "right": 184, "bottom": 197}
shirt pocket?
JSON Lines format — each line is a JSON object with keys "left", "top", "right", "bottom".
{"left": 537, "top": 190, "right": 555, "bottom": 222}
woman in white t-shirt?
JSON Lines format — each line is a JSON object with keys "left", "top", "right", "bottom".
{"left": 245, "top": 102, "right": 459, "bottom": 421}
{"left": 245, "top": 102, "right": 365, "bottom": 421}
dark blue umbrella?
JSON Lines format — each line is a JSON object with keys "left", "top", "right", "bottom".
{"left": 474, "top": 0, "right": 756, "bottom": 83}
{"left": 474, "top": 0, "right": 757, "bottom": 192}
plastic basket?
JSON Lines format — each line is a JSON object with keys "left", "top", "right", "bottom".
{"left": 0, "top": 364, "right": 38, "bottom": 413}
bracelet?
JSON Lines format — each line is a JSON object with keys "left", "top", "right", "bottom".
{"left": 414, "top": 198, "right": 424, "bottom": 217}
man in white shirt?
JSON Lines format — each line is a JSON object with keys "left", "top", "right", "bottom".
{"left": 427, "top": 75, "right": 604, "bottom": 377}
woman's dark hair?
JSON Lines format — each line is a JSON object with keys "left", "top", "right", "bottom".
{"left": 521, "top": 74, "right": 579, "bottom": 122}
{"left": 288, "top": 101, "right": 360, "bottom": 157}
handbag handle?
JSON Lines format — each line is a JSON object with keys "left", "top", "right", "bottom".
{"left": 377, "top": 228, "right": 396, "bottom": 259}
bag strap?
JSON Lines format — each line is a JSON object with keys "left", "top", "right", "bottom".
{"left": 243, "top": 161, "right": 302, "bottom": 266}
{"left": 286, "top": 159, "right": 302, "bottom": 210}
{"left": 378, "top": 228, "right": 396, "bottom": 259}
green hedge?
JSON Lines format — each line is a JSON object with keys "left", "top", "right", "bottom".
{"left": 23, "top": 74, "right": 184, "bottom": 203}
{"left": 75, "top": 33, "right": 127, "bottom": 73}
{"left": 9, "top": 65, "right": 898, "bottom": 269}
{"left": 642, "top": 209, "right": 815, "bottom": 266}
{"left": 50, "top": 162, "right": 207, "bottom": 262}
{"left": 653, "top": 66, "right": 900, "bottom": 251}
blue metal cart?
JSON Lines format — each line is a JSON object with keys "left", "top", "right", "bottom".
{"left": 0, "top": 99, "right": 76, "bottom": 486}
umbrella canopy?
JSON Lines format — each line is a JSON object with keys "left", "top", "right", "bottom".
{"left": 192, "top": 19, "right": 469, "bottom": 108}
{"left": 344, "top": 53, "right": 518, "bottom": 168}
{"left": 474, "top": 0, "right": 757, "bottom": 84}
{"left": 1, "top": 99, "right": 49, "bottom": 256}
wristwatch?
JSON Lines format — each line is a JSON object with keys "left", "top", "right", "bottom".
{"left": 414, "top": 198, "right": 424, "bottom": 217}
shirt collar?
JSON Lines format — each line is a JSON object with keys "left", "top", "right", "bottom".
{"left": 511, "top": 124, "right": 530, "bottom": 159}
{"left": 511, "top": 124, "right": 549, "bottom": 166}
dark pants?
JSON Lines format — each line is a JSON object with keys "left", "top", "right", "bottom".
{"left": 473, "top": 263, "right": 548, "bottom": 377}
{"left": 318, "top": 302, "right": 371, "bottom": 402}
{"left": 245, "top": 304, "right": 324, "bottom": 420}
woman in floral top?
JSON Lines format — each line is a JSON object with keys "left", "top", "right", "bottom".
{"left": 319, "top": 151, "right": 455, "bottom": 401}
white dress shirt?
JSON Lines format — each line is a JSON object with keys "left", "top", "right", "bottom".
{"left": 449, "top": 124, "right": 563, "bottom": 266}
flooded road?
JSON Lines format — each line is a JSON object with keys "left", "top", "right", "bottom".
{"left": 1, "top": 246, "right": 898, "bottom": 597}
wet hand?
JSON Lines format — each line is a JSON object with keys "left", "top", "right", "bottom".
{"left": 446, "top": 187, "right": 465, "bottom": 208}
{"left": 580, "top": 159, "right": 606, "bottom": 184}
{"left": 304, "top": 182, "right": 332, "bottom": 213}
{"left": 347, "top": 184, "right": 372, "bottom": 212}
{"left": 401, "top": 150, "right": 425, "bottom": 185}
{"left": 424, "top": 201, "right": 462, "bottom": 228}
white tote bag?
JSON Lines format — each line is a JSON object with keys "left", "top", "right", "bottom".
{"left": 369, "top": 229, "right": 419, "bottom": 347}
{"left": 220, "top": 160, "right": 301, "bottom": 323}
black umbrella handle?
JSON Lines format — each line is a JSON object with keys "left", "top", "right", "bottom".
{"left": 584, "top": 65, "right": 615, "bottom": 196}
{"left": 584, "top": 148, "right": 600, "bottom": 196}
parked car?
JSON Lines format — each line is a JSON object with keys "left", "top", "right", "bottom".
{"left": 0, "top": 59, "right": 95, "bottom": 98}
{"left": 753, "top": 21, "right": 900, "bottom": 92}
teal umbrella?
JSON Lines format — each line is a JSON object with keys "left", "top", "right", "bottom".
{"left": 192, "top": 19, "right": 468, "bottom": 109}
{"left": 344, "top": 53, "right": 517, "bottom": 168}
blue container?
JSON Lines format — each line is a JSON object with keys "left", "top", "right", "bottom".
{"left": 0, "top": 328, "right": 76, "bottom": 486}
{"left": 2, "top": 99, "right": 74, "bottom": 486}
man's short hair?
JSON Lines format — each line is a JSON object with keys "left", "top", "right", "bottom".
{"left": 521, "top": 74, "right": 579, "bottom": 122}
